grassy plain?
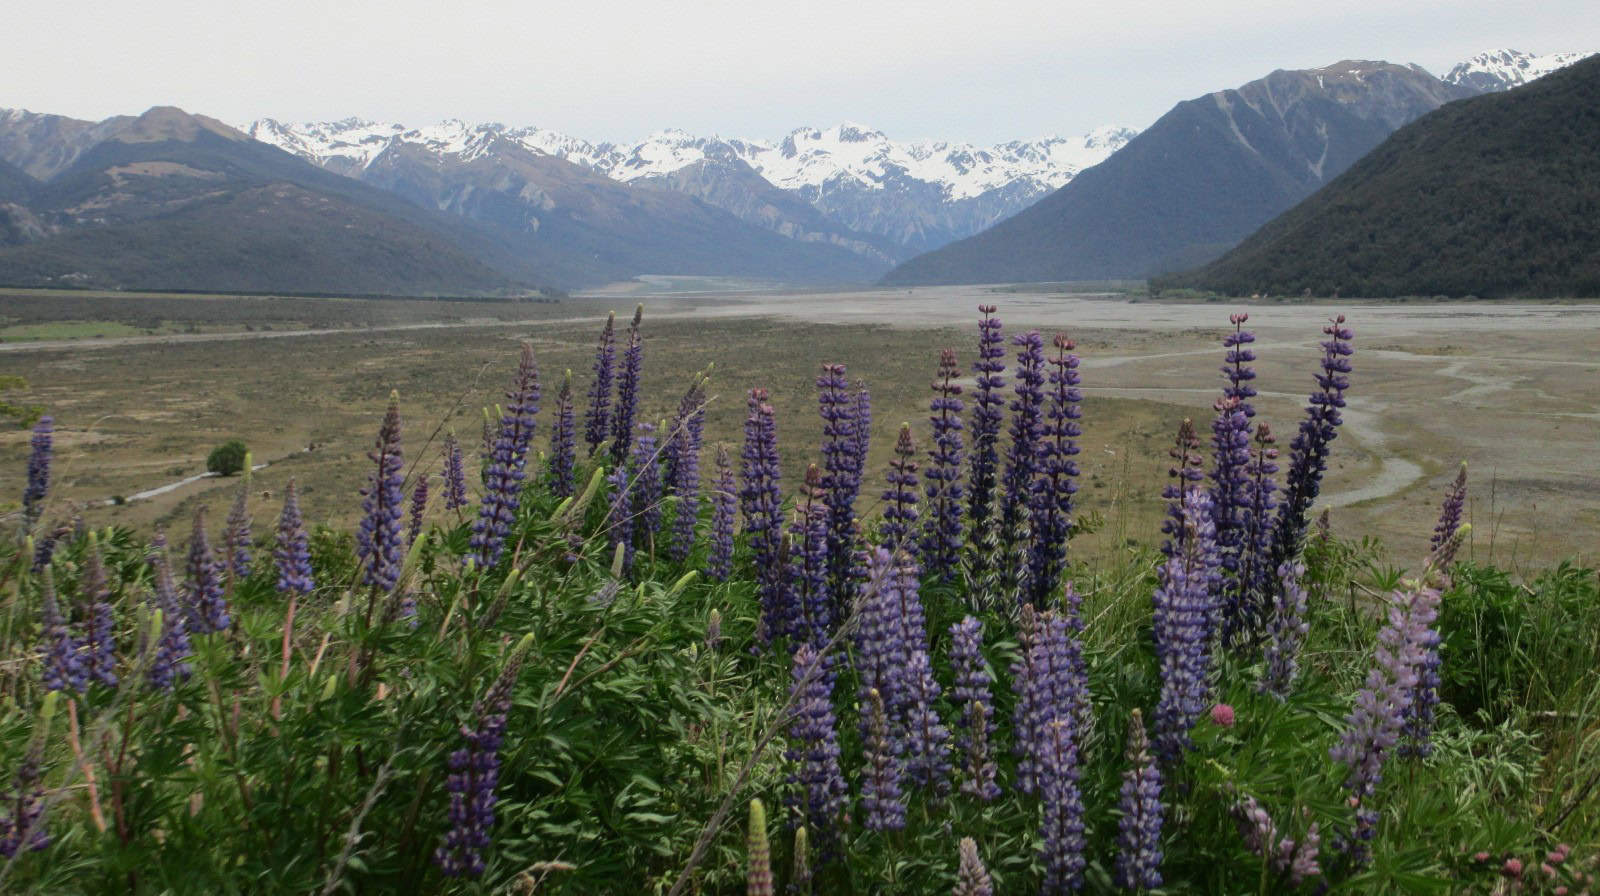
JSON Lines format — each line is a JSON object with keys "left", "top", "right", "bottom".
{"left": 1, "top": 285, "right": 1596, "bottom": 572}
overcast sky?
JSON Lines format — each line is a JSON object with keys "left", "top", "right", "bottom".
{"left": 8, "top": 0, "right": 1597, "bottom": 144}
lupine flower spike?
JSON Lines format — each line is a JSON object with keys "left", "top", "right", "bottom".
{"left": 1258, "top": 562, "right": 1309, "bottom": 699}
{"left": 666, "top": 372, "right": 707, "bottom": 563}
{"left": 746, "top": 799, "right": 773, "bottom": 896}
{"left": 274, "top": 479, "right": 315, "bottom": 596}
{"left": 81, "top": 537, "right": 118, "bottom": 688}
{"left": 879, "top": 423, "right": 920, "bottom": 551}
{"left": 949, "top": 616, "right": 999, "bottom": 800}
{"left": 38, "top": 568, "right": 85, "bottom": 693}
{"left": 817, "top": 363, "right": 864, "bottom": 604}
{"left": 407, "top": 477, "right": 429, "bottom": 546}
{"left": 21, "top": 415, "right": 52, "bottom": 533}
{"left": 705, "top": 444, "right": 737, "bottom": 581}
{"left": 1152, "top": 489, "right": 1221, "bottom": 763}
{"left": 1115, "top": 709, "right": 1164, "bottom": 891}
{"left": 785, "top": 644, "right": 847, "bottom": 851}
{"left": 1028, "top": 333, "right": 1082, "bottom": 607}
{"left": 740, "top": 390, "right": 786, "bottom": 643}
{"left": 787, "top": 464, "right": 832, "bottom": 649}
{"left": 1233, "top": 795, "right": 1322, "bottom": 886}
{"left": 442, "top": 433, "right": 469, "bottom": 511}
{"left": 223, "top": 462, "right": 253, "bottom": 583}
{"left": 0, "top": 695, "right": 55, "bottom": 858}
{"left": 611, "top": 305, "right": 644, "bottom": 465}
{"left": 954, "top": 837, "right": 994, "bottom": 896}
{"left": 548, "top": 370, "right": 578, "bottom": 498}
{"left": 1271, "top": 316, "right": 1354, "bottom": 571}
{"left": 145, "top": 534, "right": 192, "bottom": 690}
{"left": 859, "top": 688, "right": 907, "bottom": 831}
{"left": 1160, "top": 420, "right": 1205, "bottom": 559}
{"left": 357, "top": 394, "right": 406, "bottom": 591}
{"left": 966, "top": 306, "right": 1006, "bottom": 587}
{"left": 1039, "top": 719, "right": 1087, "bottom": 894}
{"left": 473, "top": 346, "right": 540, "bottom": 568}
{"left": 185, "top": 507, "right": 230, "bottom": 633}
{"left": 790, "top": 825, "right": 812, "bottom": 896}
{"left": 435, "top": 640, "right": 529, "bottom": 877}
{"left": 920, "top": 348, "right": 965, "bottom": 580}
{"left": 1429, "top": 463, "right": 1468, "bottom": 569}
{"left": 584, "top": 311, "right": 616, "bottom": 456}
{"left": 995, "top": 330, "right": 1045, "bottom": 602}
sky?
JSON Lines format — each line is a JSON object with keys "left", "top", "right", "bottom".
{"left": 7, "top": 0, "right": 1598, "bottom": 144}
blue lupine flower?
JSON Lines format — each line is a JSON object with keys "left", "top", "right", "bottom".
{"left": 274, "top": 479, "right": 315, "bottom": 597}
{"left": 1115, "top": 709, "right": 1164, "bottom": 891}
{"left": 472, "top": 346, "right": 540, "bottom": 568}
{"left": 358, "top": 395, "right": 406, "bottom": 591}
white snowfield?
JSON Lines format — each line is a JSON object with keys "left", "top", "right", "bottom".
{"left": 1444, "top": 48, "right": 1593, "bottom": 89}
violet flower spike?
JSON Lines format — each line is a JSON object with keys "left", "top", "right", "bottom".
{"left": 739, "top": 389, "right": 787, "bottom": 643}
{"left": 1115, "top": 709, "right": 1164, "bottom": 891}
{"left": 1027, "top": 334, "right": 1082, "bottom": 607}
{"left": 1151, "top": 489, "right": 1221, "bottom": 763}
{"left": 583, "top": 310, "right": 616, "bottom": 456}
{"left": 1039, "top": 719, "right": 1087, "bottom": 894}
{"left": 816, "top": 363, "right": 863, "bottom": 605}
{"left": 144, "top": 534, "right": 192, "bottom": 690}
{"left": 21, "top": 415, "right": 52, "bottom": 533}
{"left": 919, "top": 348, "right": 965, "bottom": 580}
{"left": 274, "top": 479, "right": 315, "bottom": 597}
{"left": 224, "top": 471, "right": 253, "bottom": 583}
{"left": 38, "top": 568, "right": 85, "bottom": 694}
{"left": 471, "top": 346, "right": 540, "bottom": 568}
{"left": 949, "top": 616, "right": 1000, "bottom": 800}
{"left": 879, "top": 423, "right": 920, "bottom": 551}
{"left": 610, "top": 305, "right": 643, "bottom": 465}
{"left": 0, "top": 741, "right": 49, "bottom": 858}
{"left": 666, "top": 374, "right": 707, "bottom": 563}
{"left": 81, "top": 539, "right": 118, "bottom": 688}
{"left": 1428, "top": 463, "right": 1468, "bottom": 569}
{"left": 435, "top": 649, "right": 525, "bottom": 877}
{"left": 357, "top": 395, "right": 406, "bottom": 591}
{"left": 854, "top": 547, "right": 909, "bottom": 732}
{"left": 996, "top": 330, "right": 1046, "bottom": 602}
{"left": 966, "top": 306, "right": 1006, "bottom": 583}
{"left": 548, "top": 370, "right": 578, "bottom": 498}
{"left": 1159, "top": 419, "right": 1206, "bottom": 560}
{"left": 1271, "top": 316, "right": 1354, "bottom": 570}
{"left": 629, "top": 422, "right": 664, "bottom": 560}
{"left": 185, "top": 507, "right": 230, "bottom": 634}
{"left": 704, "top": 444, "right": 737, "bottom": 582}
{"left": 407, "top": 477, "right": 428, "bottom": 546}
{"left": 954, "top": 837, "right": 994, "bottom": 896}
{"left": 787, "top": 465, "right": 833, "bottom": 650}
{"left": 859, "top": 688, "right": 907, "bottom": 831}
{"left": 1258, "top": 561, "right": 1309, "bottom": 699}
{"left": 784, "top": 644, "right": 847, "bottom": 851}
{"left": 442, "top": 432, "right": 469, "bottom": 511}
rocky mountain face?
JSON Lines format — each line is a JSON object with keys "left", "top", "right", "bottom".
{"left": 1444, "top": 49, "right": 1594, "bottom": 92}
{"left": 246, "top": 119, "right": 1136, "bottom": 260}
{"left": 883, "top": 59, "right": 1497, "bottom": 285}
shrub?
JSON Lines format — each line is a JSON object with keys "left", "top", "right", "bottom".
{"left": 206, "top": 439, "right": 248, "bottom": 476}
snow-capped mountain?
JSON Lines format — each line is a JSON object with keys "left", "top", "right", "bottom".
{"left": 245, "top": 118, "right": 1137, "bottom": 255}
{"left": 1443, "top": 49, "right": 1594, "bottom": 92}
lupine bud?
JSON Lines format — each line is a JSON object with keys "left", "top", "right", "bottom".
{"left": 790, "top": 825, "right": 812, "bottom": 896}
{"left": 954, "top": 837, "right": 994, "bottom": 896}
{"left": 584, "top": 311, "right": 616, "bottom": 457}
{"left": 442, "top": 433, "right": 469, "bottom": 511}
{"left": 472, "top": 347, "right": 540, "bottom": 568}
{"left": 1271, "top": 316, "right": 1354, "bottom": 570}
{"left": 746, "top": 799, "right": 773, "bottom": 896}
{"left": 920, "top": 349, "right": 966, "bottom": 580}
{"left": 1115, "top": 709, "right": 1164, "bottom": 891}
{"left": 21, "top": 415, "right": 52, "bottom": 533}
{"left": 705, "top": 444, "right": 737, "bottom": 581}
{"left": 185, "top": 508, "right": 230, "bottom": 633}
{"left": 548, "top": 370, "right": 578, "bottom": 498}
{"left": 358, "top": 394, "right": 406, "bottom": 590}
{"left": 610, "top": 305, "right": 644, "bottom": 465}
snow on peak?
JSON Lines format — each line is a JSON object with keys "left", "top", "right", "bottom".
{"left": 242, "top": 117, "right": 1138, "bottom": 201}
{"left": 1444, "top": 49, "right": 1594, "bottom": 91}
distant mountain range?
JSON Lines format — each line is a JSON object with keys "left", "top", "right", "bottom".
{"left": 883, "top": 49, "right": 1593, "bottom": 287}
{"left": 1159, "top": 54, "right": 1600, "bottom": 298}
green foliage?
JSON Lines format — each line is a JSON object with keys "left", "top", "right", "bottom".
{"left": 0, "top": 374, "right": 43, "bottom": 427}
{"left": 205, "top": 439, "right": 249, "bottom": 476}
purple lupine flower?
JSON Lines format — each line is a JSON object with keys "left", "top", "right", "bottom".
{"left": 224, "top": 475, "right": 253, "bottom": 583}
{"left": 31, "top": 533, "right": 56, "bottom": 574}
{"left": 1222, "top": 313, "right": 1258, "bottom": 412}
{"left": 144, "top": 534, "right": 192, "bottom": 690}
{"left": 21, "top": 415, "right": 52, "bottom": 532}
{"left": 705, "top": 444, "right": 737, "bottom": 582}
{"left": 1211, "top": 395, "right": 1253, "bottom": 639}
{"left": 785, "top": 644, "right": 847, "bottom": 849}
{"left": 442, "top": 433, "right": 469, "bottom": 511}
{"left": 1429, "top": 463, "right": 1468, "bottom": 568}
{"left": 1258, "top": 561, "right": 1309, "bottom": 699}
{"left": 854, "top": 546, "right": 910, "bottom": 728}
{"left": 38, "top": 569, "right": 85, "bottom": 694}
{"left": 746, "top": 799, "right": 774, "bottom": 896}
{"left": 1271, "top": 316, "right": 1354, "bottom": 570}
{"left": 1234, "top": 423, "right": 1280, "bottom": 639}
{"left": 740, "top": 389, "right": 787, "bottom": 644}
{"left": 274, "top": 479, "right": 314, "bottom": 597}
{"left": 1039, "top": 718, "right": 1087, "bottom": 894}
{"left": 900, "top": 635, "right": 953, "bottom": 796}
{"left": 817, "top": 363, "right": 864, "bottom": 606}
{"left": 996, "top": 330, "right": 1046, "bottom": 602}
{"left": 184, "top": 507, "right": 230, "bottom": 634}
{"left": 1401, "top": 574, "right": 1446, "bottom": 758}
{"left": 1233, "top": 796, "right": 1322, "bottom": 886}
{"left": 1028, "top": 334, "right": 1082, "bottom": 608}
{"left": 584, "top": 311, "right": 616, "bottom": 457}
{"left": 1330, "top": 582, "right": 1439, "bottom": 861}
{"left": 1151, "top": 488, "right": 1221, "bottom": 763}
{"left": 606, "top": 423, "right": 658, "bottom": 573}
{"left": 859, "top": 687, "right": 907, "bottom": 832}
{"left": 1010, "top": 604, "right": 1043, "bottom": 793}
{"left": 630, "top": 422, "right": 664, "bottom": 559}
{"left": 666, "top": 374, "right": 707, "bottom": 563}
{"left": 955, "top": 837, "right": 994, "bottom": 896}
{"left": 357, "top": 396, "right": 406, "bottom": 591}
{"left": 949, "top": 616, "right": 1000, "bottom": 801}
{"left": 880, "top": 423, "right": 920, "bottom": 550}
{"left": 1115, "top": 709, "right": 1164, "bottom": 891}
{"left": 436, "top": 647, "right": 526, "bottom": 877}
{"left": 407, "top": 477, "right": 429, "bottom": 546}
{"left": 610, "top": 305, "right": 644, "bottom": 465}
{"left": 548, "top": 370, "right": 578, "bottom": 498}
{"left": 1014, "top": 608, "right": 1091, "bottom": 795}
{"left": 81, "top": 541, "right": 118, "bottom": 688}
{"left": 852, "top": 382, "right": 873, "bottom": 471}
{"left": 0, "top": 742, "right": 49, "bottom": 858}
{"left": 865, "top": 550, "right": 949, "bottom": 794}
{"left": 920, "top": 349, "right": 966, "bottom": 580}
{"left": 1160, "top": 420, "right": 1206, "bottom": 559}
{"left": 472, "top": 346, "right": 540, "bottom": 568}
{"left": 966, "top": 306, "right": 1007, "bottom": 583}
{"left": 787, "top": 465, "right": 833, "bottom": 650}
